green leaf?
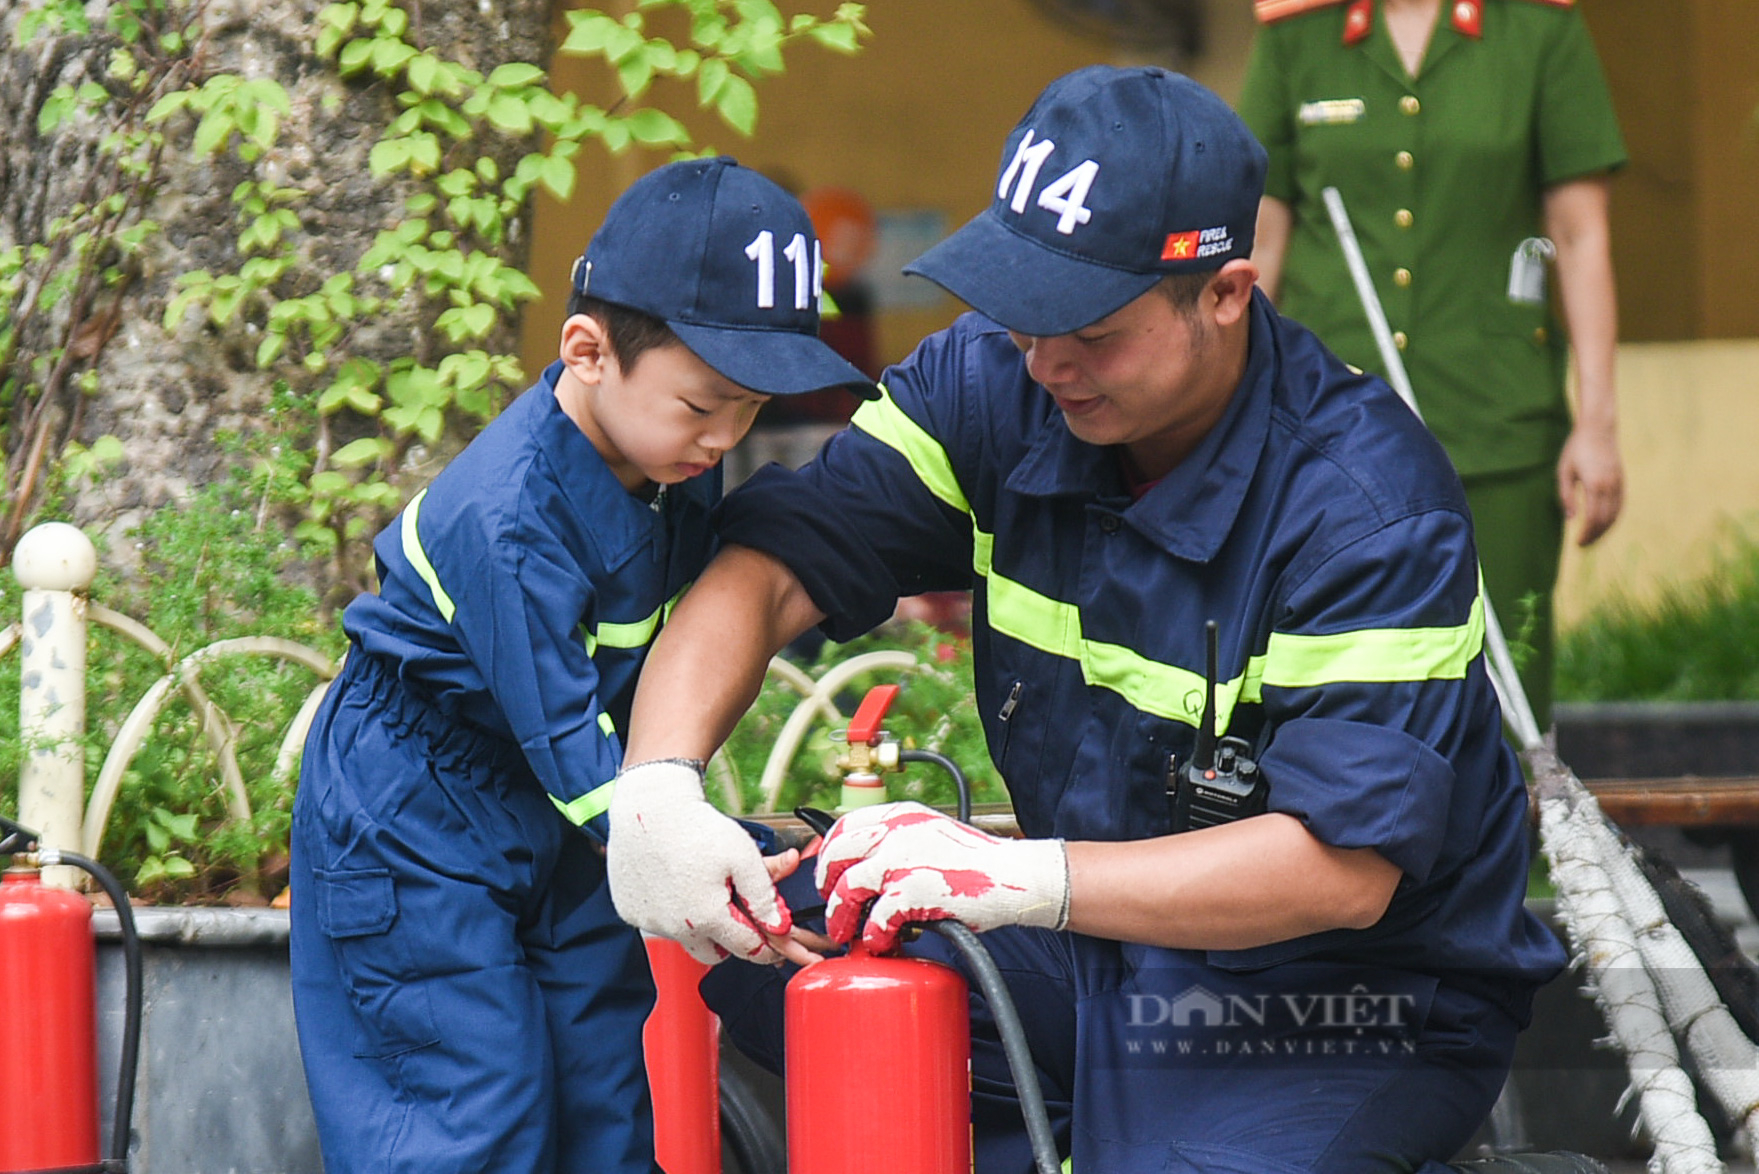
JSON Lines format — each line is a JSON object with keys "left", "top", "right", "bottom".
{"left": 295, "top": 520, "right": 340, "bottom": 554}
{"left": 618, "top": 54, "right": 654, "bottom": 98}
{"left": 144, "top": 91, "right": 189, "bottom": 123}
{"left": 560, "top": 11, "right": 618, "bottom": 54}
{"left": 713, "top": 73, "right": 757, "bottom": 136}
{"left": 37, "top": 89, "right": 76, "bottom": 136}
{"left": 808, "top": 21, "right": 860, "bottom": 52}
{"left": 331, "top": 436, "right": 391, "bottom": 468}
{"left": 626, "top": 107, "right": 687, "bottom": 146}
{"left": 372, "top": 38, "right": 417, "bottom": 76}
{"left": 697, "top": 56, "right": 729, "bottom": 104}
{"left": 338, "top": 38, "right": 374, "bottom": 73}
{"left": 408, "top": 132, "right": 441, "bottom": 173}
{"left": 161, "top": 856, "right": 198, "bottom": 879}
{"left": 540, "top": 155, "right": 576, "bottom": 201}
{"left": 91, "top": 435, "right": 125, "bottom": 463}
{"left": 487, "top": 62, "right": 546, "bottom": 89}
{"left": 485, "top": 92, "right": 533, "bottom": 135}
{"left": 146, "top": 821, "right": 169, "bottom": 853}
{"left": 369, "top": 137, "right": 412, "bottom": 173}
{"left": 309, "top": 470, "right": 353, "bottom": 497}
{"left": 406, "top": 53, "right": 440, "bottom": 94}
{"left": 256, "top": 332, "right": 286, "bottom": 368}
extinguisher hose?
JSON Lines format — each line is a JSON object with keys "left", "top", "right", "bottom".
{"left": 40, "top": 848, "right": 141, "bottom": 1173}
{"left": 897, "top": 749, "right": 971, "bottom": 824}
{"left": 923, "top": 920, "right": 1061, "bottom": 1174}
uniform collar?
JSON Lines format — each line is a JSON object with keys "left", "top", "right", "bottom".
{"left": 1347, "top": 0, "right": 1479, "bottom": 84}
{"left": 1005, "top": 290, "right": 1278, "bottom": 564}
{"left": 1342, "top": 0, "right": 1482, "bottom": 43}
{"left": 532, "top": 361, "right": 715, "bottom": 562}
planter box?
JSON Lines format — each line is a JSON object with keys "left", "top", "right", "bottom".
{"left": 93, "top": 907, "right": 321, "bottom": 1174}
{"left": 1555, "top": 701, "right": 1759, "bottom": 780}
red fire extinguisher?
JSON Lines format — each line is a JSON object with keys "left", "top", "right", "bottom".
{"left": 786, "top": 938, "right": 971, "bottom": 1174}
{"left": 643, "top": 934, "right": 721, "bottom": 1174}
{"left": 0, "top": 866, "right": 101, "bottom": 1172}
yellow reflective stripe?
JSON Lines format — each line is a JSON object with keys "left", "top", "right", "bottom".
{"left": 400, "top": 488, "right": 456, "bottom": 623}
{"left": 1261, "top": 591, "right": 1484, "bottom": 687}
{"left": 850, "top": 383, "right": 970, "bottom": 513}
{"left": 598, "top": 712, "right": 616, "bottom": 737}
{"left": 552, "top": 778, "right": 616, "bottom": 827}
{"left": 583, "top": 584, "right": 691, "bottom": 657}
{"left": 982, "top": 564, "right": 1484, "bottom": 730}
{"left": 986, "top": 572, "right": 1080, "bottom": 660}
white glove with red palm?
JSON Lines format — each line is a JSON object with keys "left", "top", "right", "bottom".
{"left": 607, "top": 759, "right": 793, "bottom": 964}
{"left": 815, "top": 801, "right": 1069, "bottom": 953}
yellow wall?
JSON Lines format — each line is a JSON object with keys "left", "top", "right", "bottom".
{"left": 522, "top": 0, "right": 1759, "bottom": 631}
{"left": 521, "top": 0, "right": 1123, "bottom": 379}
{"left": 1557, "top": 341, "right": 1759, "bottom": 627}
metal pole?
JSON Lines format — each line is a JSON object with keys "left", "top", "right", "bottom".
{"left": 1319, "top": 186, "right": 1544, "bottom": 750}
{"left": 12, "top": 522, "right": 96, "bottom": 889}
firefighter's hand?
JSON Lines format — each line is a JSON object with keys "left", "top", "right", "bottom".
{"left": 816, "top": 801, "right": 1069, "bottom": 953}
{"left": 607, "top": 759, "right": 793, "bottom": 965}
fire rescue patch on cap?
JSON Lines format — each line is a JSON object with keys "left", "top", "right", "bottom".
{"left": 1162, "top": 227, "right": 1234, "bottom": 262}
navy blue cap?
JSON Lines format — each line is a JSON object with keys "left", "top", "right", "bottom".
{"left": 575, "top": 157, "right": 877, "bottom": 399}
{"left": 904, "top": 66, "right": 1268, "bottom": 337}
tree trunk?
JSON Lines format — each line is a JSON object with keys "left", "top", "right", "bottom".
{"left": 0, "top": 0, "right": 552, "bottom": 598}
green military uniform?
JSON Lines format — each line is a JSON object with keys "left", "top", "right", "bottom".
{"left": 1238, "top": 0, "right": 1626, "bottom": 727}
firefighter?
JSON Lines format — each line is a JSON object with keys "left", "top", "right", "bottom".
{"left": 611, "top": 67, "right": 1565, "bottom": 1172}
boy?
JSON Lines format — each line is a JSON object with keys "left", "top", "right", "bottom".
{"left": 288, "top": 156, "right": 875, "bottom": 1174}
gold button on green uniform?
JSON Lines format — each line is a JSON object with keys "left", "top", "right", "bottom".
{"left": 1239, "top": 0, "right": 1626, "bottom": 478}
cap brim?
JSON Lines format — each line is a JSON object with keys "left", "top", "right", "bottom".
{"left": 669, "top": 322, "right": 879, "bottom": 399}
{"left": 904, "top": 210, "right": 1163, "bottom": 337}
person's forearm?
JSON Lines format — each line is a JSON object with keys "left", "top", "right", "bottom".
{"left": 1063, "top": 814, "right": 1401, "bottom": 950}
{"left": 625, "top": 544, "right": 825, "bottom": 764}
{"left": 1252, "top": 196, "right": 1293, "bottom": 304}
{"left": 1545, "top": 176, "right": 1618, "bottom": 434}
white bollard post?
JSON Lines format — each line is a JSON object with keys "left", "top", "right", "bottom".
{"left": 12, "top": 522, "right": 96, "bottom": 889}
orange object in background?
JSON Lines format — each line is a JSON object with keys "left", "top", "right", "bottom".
{"left": 643, "top": 935, "right": 722, "bottom": 1174}
{"left": 802, "top": 186, "right": 878, "bottom": 290}
{"left": 0, "top": 868, "right": 100, "bottom": 1172}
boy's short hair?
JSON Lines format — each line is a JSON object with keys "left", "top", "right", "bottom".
{"left": 566, "top": 293, "right": 682, "bottom": 375}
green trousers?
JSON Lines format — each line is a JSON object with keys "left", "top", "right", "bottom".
{"left": 1461, "top": 463, "right": 1563, "bottom": 732}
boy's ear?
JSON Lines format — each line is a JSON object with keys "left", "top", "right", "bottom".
{"left": 559, "top": 313, "right": 615, "bottom": 386}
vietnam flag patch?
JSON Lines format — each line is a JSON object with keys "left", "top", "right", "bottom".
{"left": 1162, "top": 231, "right": 1200, "bottom": 261}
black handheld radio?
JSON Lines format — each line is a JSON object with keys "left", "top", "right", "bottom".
{"left": 1169, "top": 620, "right": 1267, "bottom": 833}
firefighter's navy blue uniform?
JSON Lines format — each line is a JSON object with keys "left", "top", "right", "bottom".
{"left": 706, "top": 292, "right": 1567, "bottom": 1172}
{"left": 290, "top": 361, "right": 714, "bottom": 1173}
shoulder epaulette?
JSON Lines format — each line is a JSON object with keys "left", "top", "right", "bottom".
{"left": 1254, "top": 0, "right": 1351, "bottom": 25}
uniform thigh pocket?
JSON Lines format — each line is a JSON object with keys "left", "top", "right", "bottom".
{"left": 313, "top": 866, "right": 441, "bottom": 1059}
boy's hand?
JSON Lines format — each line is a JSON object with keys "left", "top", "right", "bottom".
{"left": 608, "top": 759, "right": 793, "bottom": 965}
{"left": 815, "top": 801, "right": 1069, "bottom": 953}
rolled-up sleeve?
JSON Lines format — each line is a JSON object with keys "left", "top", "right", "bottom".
{"left": 1255, "top": 506, "right": 1486, "bottom": 885}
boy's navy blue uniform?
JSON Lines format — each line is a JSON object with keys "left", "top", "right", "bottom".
{"left": 707, "top": 294, "right": 1566, "bottom": 1172}
{"left": 291, "top": 364, "right": 712, "bottom": 1173}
